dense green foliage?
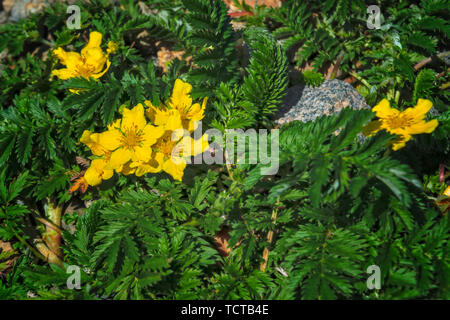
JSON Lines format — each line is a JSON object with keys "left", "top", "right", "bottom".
{"left": 0, "top": 0, "right": 448, "bottom": 300}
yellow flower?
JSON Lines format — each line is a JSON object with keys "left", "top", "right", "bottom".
{"left": 443, "top": 186, "right": 450, "bottom": 197}
{"left": 363, "top": 98, "right": 439, "bottom": 150}
{"left": 146, "top": 79, "right": 207, "bottom": 132}
{"left": 78, "top": 79, "right": 210, "bottom": 184}
{"left": 52, "top": 31, "right": 112, "bottom": 82}
{"left": 80, "top": 131, "right": 114, "bottom": 186}
{"left": 80, "top": 130, "right": 109, "bottom": 156}
{"left": 84, "top": 158, "right": 114, "bottom": 186}
{"left": 116, "top": 161, "right": 137, "bottom": 176}
{"left": 132, "top": 130, "right": 209, "bottom": 181}
{"left": 131, "top": 112, "right": 209, "bottom": 181}
{"left": 107, "top": 41, "right": 118, "bottom": 54}
{"left": 136, "top": 79, "right": 210, "bottom": 181}
{"left": 96, "top": 103, "right": 164, "bottom": 171}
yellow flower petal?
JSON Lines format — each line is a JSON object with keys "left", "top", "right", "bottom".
{"left": 163, "top": 158, "right": 186, "bottom": 181}
{"left": 81, "top": 31, "right": 103, "bottom": 57}
{"left": 121, "top": 103, "right": 147, "bottom": 131}
{"left": 109, "top": 148, "right": 132, "bottom": 169}
{"left": 131, "top": 145, "right": 152, "bottom": 163}
{"left": 384, "top": 126, "right": 407, "bottom": 137}
{"left": 192, "top": 133, "right": 209, "bottom": 156}
{"left": 175, "top": 134, "right": 209, "bottom": 157}
{"left": 84, "top": 159, "right": 112, "bottom": 186}
{"left": 141, "top": 124, "right": 165, "bottom": 147}
{"left": 80, "top": 130, "right": 109, "bottom": 156}
{"left": 133, "top": 152, "right": 165, "bottom": 176}
{"left": 69, "top": 89, "right": 82, "bottom": 94}
{"left": 407, "top": 119, "right": 438, "bottom": 134}
{"left": 169, "top": 79, "right": 192, "bottom": 111}
{"left": 414, "top": 99, "right": 433, "bottom": 116}
{"left": 51, "top": 68, "right": 77, "bottom": 80}
{"left": 165, "top": 110, "right": 183, "bottom": 132}
{"left": 373, "top": 99, "right": 397, "bottom": 119}
{"left": 146, "top": 105, "right": 167, "bottom": 125}
{"left": 80, "top": 130, "right": 93, "bottom": 144}
{"left": 187, "top": 98, "right": 207, "bottom": 121}
{"left": 116, "top": 161, "right": 136, "bottom": 175}
{"left": 90, "top": 59, "right": 111, "bottom": 79}
{"left": 444, "top": 186, "right": 450, "bottom": 197}
{"left": 53, "top": 48, "right": 82, "bottom": 69}
{"left": 84, "top": 46, "right": 107, "bottom": 67}
{"left": 102, "top": 167, "right": 114, "bottom": 180}
{"left": 97, "top": 129, "right": 122, "bottom": 151}
{"left": 107, "top": 119, "right": 121, "bottom": 130}
{"left": 391, "top": 136, "right": 410, "bottom": 151}
{"left": 84, "top": 166, "right": 102, "bottom": 186}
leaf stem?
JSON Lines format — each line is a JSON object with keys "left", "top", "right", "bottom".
{"left": 260, "top": 197, "right": 280, "bottom": 272}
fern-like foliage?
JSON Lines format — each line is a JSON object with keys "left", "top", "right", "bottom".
{"left": 182, "top": 0, "right": 239, "bottom": 97}
{"left": 212, "top": 27, "right": 288, "bottom": 129}
{"left": 72, "top": 178, "right": 217, "bottom": 299}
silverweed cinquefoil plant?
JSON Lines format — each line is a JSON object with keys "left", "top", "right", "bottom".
{"left": 76, "top": 79, "right": 209, "bottom": 188}
{"left": 51, "top": 31, "right": 116, "bottom": 88}
{"left": 363, "top": 98, "right": 439, "bottom": 150}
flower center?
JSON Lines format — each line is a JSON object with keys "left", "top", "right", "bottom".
{"left": 121, "top": 127, "right": 143, "bottom": 150}
{"left": 385, "top": 114, "right": 412, "bottom": 129}
{"left": 76, "top": 63, "right": 97, "bottom": 78}
{"left": 154, "top": 132, "right": 180, "bottom": 157}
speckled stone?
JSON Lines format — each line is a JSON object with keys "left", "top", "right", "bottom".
{"left": 9, "top": 0, "right": 46, "bottom": 22}
{"left": 274, "top": 79, "right": 370, "bottom": 125}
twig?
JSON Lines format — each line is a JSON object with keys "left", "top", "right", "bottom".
{"left": 326, "top": 50, "right": 345, "bottom": 80}
{"left": 414, "top": 51, "right": 450, "bottom": 70}
{"left": 260, "top": 197, "right": 280, "bottom": 272}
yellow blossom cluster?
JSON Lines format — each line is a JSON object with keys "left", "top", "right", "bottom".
{"left": 78, "top": 79, "right": 209, "bottom": 188}
{"left": 363, "top": 98, "right": 439, "bottom": 150}
{"left": 51, "top": 31, "right": 117, "bottom": 92}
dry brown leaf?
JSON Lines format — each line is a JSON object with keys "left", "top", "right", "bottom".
{"left": 213, "top": 226, "right": 244, "bottom": 257}
{"left": 157, "top": 47, "right": 189, "bottom": 73}
{"left": 0, "top": 240, "right": 17, "bottom": 278}
{"left": 214, "top": 226, "right": 231, "bottom": 257}
{"left": 76, "top": 156, "right": 90, "bottom": 168}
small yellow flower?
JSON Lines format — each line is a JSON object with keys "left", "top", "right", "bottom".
{"left": 79, "top": 131, "right": 114, "bottom": 186}
{"left": 52, "top": 31, "right": 112, "bottom": 82}
{"left": 132, "top": 115, "right": 209, "bottom": 181}
{"left": 363, "top": 98, "right": 439, "bottom": 150}
{"left": 107, "top": 41, "right": 118, "bottom": 54}
{"left": 84, "top": 158, "right": 114, "bottom": 186}
{"left": 80, "top": 130, "right": 109, "bottom": 156}
{"left": 443, "top": 186, "right": 450, "bottom": 197}
{"left": 96, "top": 103, "right": 164, "bottom": 171}
{"left": 146, "top": 79, "right": 207, "bottom": 132}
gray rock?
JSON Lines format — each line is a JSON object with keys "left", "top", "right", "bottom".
{"left": 274, "top": 79, "right": 370, "bottom": 125}
{"left": 9, "top": 0, "right": 47, "bottom": 22}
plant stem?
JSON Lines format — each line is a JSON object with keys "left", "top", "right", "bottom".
{"left": 260, "top": 197, "right": 280, "bottom": 272}
{"left": 35, "top": 199, "right": 64, "bottom": 268}
{"left": 349, "top": 71, "right": 371, "bottom": 89}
